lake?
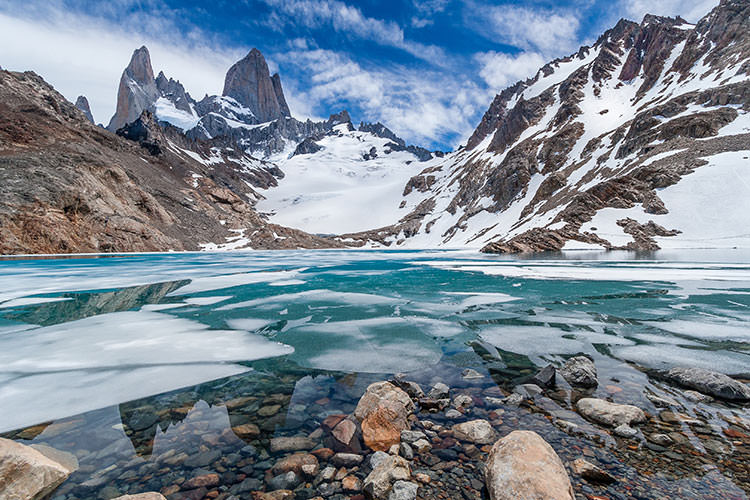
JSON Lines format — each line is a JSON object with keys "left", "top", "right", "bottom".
{"left": 1, "top": 249, "right": 749, "bottom": 499}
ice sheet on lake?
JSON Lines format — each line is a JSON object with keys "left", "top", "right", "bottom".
{"left": 480, "top": 325, "right": 634, "bottom": 362}
{"left": 644, "top": 318, "right": 750, "bottom": 342}
{"left": 0, "top": 311, "right": 293, "bottom": 431}
{"left": 168, "top": 269, "right": 306, "bottom": 295}
{"left": 281, "top": 318, "right": 443, "bottom": 373}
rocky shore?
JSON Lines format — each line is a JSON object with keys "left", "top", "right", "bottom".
{"left": 2, "top": 357, "right": 749, "bottom": 500}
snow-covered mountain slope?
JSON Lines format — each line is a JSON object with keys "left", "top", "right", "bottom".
{"left": 337, "top": 0, "right": 750, "bottom": 252}
{"left": 256, "top": 123, "right": 438, "bottom": 234}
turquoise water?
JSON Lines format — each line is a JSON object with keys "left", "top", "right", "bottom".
{"left": 1, "top": 249, "right": 749, "bottom": 499}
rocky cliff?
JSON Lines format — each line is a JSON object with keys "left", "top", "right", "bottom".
{"left": 0, "top": 70, "right": 339, "bottom": 254}
{"left": 339, "top": 0, "right": 750, "bottom": 252}
{"left": 222, "top": 48, "right": 290, "bottom": 123}
{"left": 107, "top": 46, "right": 159, "bottom": 131}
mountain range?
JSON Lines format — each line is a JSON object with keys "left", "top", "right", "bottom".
{"left": 1, "top": 0, "right": 748, "bottom": 254}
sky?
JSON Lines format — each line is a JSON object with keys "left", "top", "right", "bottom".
{"left": 0, "top": 0, "right": 719, "bottom": 150}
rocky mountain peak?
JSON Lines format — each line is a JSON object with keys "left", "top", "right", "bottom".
{"left": 222, "top": 48, "right": 291, "bottom": 123}
{"left": 74, "top": 95, "right": 94, "bottom": 123}
{"left": 107, "top": 45, "right": 159, "bottom": 131}
{"left": 126, "top": 46, "right": 155, "bottom": 85}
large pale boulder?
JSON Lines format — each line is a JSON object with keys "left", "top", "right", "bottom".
{"left": 485, "top": 431, "right": 574, "bottom": 500}
{"left": 0, "top": 438, "right": 75, "bottom": 500}
{"left": 576, "top": 398, "right": 646, "bottom": 427}
{"left": 665, "top": 367, "right": 750, "bottom": 401}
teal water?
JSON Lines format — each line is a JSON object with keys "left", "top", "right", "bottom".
{"left": 1, "top": 249, "right": 749, "bottom": 499}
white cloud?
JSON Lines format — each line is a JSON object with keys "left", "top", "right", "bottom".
{"left": 278, "top": 48, "right": 489, "bottom": 148}
{"left": 621, "top": 0, "right": 718, "bottom": 23}
{"left": 475, "top": 51, "right": 545, "bottom": 90}
{"left": 467, "top": 4, "right": 581, "bottom": 55}
{"left": 0, "top": 7, "right": 242, "bottom": 124}
{"left": 259, "top": 0, "right": 447, "bottom": 65}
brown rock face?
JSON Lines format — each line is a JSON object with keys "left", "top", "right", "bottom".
{"left": 107, "top": 46, "right": 159, "bottom": 131}
{"left": 222, "top": 48, "right": 291, "bottom": 122}
{"left": 361, "top": 407, "right": 403, "bottom": 452}
{"left": 484, "top": 431, "right": 574, "bottom": 500}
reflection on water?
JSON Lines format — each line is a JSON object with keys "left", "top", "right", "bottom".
{"left": 0, "top": 249, "right": 749, "bottom": 499}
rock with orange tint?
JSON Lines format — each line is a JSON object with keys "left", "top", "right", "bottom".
{"left": 485, "top": 431, "right": 574, "bottom": 500}
{"left": 361, "top": 407, "right": 405, "bottom": 452}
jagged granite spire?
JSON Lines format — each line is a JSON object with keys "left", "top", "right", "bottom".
{"left": 107, "top": 46, "right": 159, "bottom": 131}
{"left": 222, "top": 48, "right": 291, "bottom": 122}
{"left": 74, "top": 95, "right": 94, "bottom": 123}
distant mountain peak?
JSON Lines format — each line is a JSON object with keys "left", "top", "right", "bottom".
{"left": 74, "top": 95, "right": 94, "bottom": 123}
{"left": 222, "top": 48, "right": 291, "bottom": 123}
{"left": 107, "top": 45, "right": 159, "bottom": 131}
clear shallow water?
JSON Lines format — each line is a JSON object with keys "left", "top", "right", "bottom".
{"left": 1, "top": 249, "right": 749, "bottom": 499}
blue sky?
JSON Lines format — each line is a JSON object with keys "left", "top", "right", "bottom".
{"left": 0, "top": 0, "right": 718, "bottom": 149}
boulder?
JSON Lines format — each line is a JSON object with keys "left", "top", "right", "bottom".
{"left": 452, "top": 420, "right": 497, "bottom": 444}
{"left": 665, "top": 367, "right": 750, "bottom": 401}
{"left": 485, "top": 431, "right": 574, "bottom": 500}
{"left": 362, "top": 407, "right": 404, "bottom": 452}
{"left": 355, "top": 382, "right": 414, "bottom": 423}
{"left": 0, "top": 438, "right": 75, "bottom": 500}
{"left": 363, "top": 455, "right": 411, "bottom": 500}
{"left": 576, "top": 398, "right": 646, "bottom": 427}
{"left": 355, "top": 382, "right": 414, "bottom": 452}
{"left": 560, "top": 356, "right": 598, "bottom": 388}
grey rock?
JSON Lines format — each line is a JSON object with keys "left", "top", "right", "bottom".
{"left": 428, "top": 382, "right": 450, "bottom": 400}
{"left": 576, "top": 398, "right": 646, "bottom": 427}
{"left": 269, "top": 436, "right": 317, "bottom": 453}
{"left": 331, "top": 453, "right": 363, "bottom": 467}
{"left": 530, "top": 364, "right": 556, "bottom": 388}
{"left": 613, "top": 424, "right": 638, "bottom": 438}
{"left": 665, "top": 367, "right": 750, "bottom": 401}
{"left": 560, "top": 356, "right": 598, "bottom": 388}
{"left": 399, "top": 442, "right": 414, "bottom": 460}
{"left": 444, "top": 409, "right": 462, "bottom": 419}
{"left": 268, "top": 471, "right": 301, "bottom": 491}
{"left": 452, "top": 420, "right": 497, "bottom": 444}
{"left": 387, "top": 480, "right": 418, "bottom": 500}
{"left": 514, "top": 384, "right": 543, "bottom": 397}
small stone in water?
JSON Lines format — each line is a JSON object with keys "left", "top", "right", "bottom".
{"left": 428, "top": 383, "right": 450, "bottom": 400}
{"left": 613, "top": 424, "right": 638, "bottom": 438}
{"left": 462, "top": 369, "right": 484, "bottom": 380}
{"left": 445, "top": 409, "right": 462, "bottom": 419}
